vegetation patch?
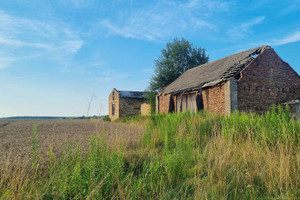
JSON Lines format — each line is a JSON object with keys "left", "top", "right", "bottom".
{"left": 1, "top": 106, "right": 299, "bottom": 199}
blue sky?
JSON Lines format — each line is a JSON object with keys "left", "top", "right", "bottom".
{"left": 1, "top": 0, "right": 300, "bottom": 117}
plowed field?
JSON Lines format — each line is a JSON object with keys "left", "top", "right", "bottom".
{"left": 0, "top": 119, "right": 143, "bottom": 164}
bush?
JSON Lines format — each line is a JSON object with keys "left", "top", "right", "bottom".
{"left": 102, "top": 115, "right": 110, "bottom": 121}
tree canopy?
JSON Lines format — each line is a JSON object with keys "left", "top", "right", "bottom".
{"left": 149, "top": 38, "right": 209, "bottom": 91}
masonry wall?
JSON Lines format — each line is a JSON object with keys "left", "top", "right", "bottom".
{"left": 157, "top": 94, "right": 172, "bottom": 114}
{"left": 119, "top": 98, "right": 145, "bottom": 118}
{"left": 202, "top": 82, "right": 226, "bottom": 115}
{"left": 238, "top": 48, "right": 300, "bottom": 113}
{"left": 141, "top": 103, "right": 151, "bottom": 116}
{"left": 108, "top": 89, "right": 119, "bottom": 121}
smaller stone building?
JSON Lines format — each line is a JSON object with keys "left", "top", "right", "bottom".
{"left": 108, "top": 88, "right": 148, "bottom": 121}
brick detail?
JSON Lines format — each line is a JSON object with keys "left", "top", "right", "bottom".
{"left": 238, "top": 48, "right": 300, "bottom": 113}
{"left": 157, "top": 94, "right": 172, "bottom": 114}
{"left": 202, "top": 82, "right": 226, "bottom": 115}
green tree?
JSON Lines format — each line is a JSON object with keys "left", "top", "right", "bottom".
{"left": 149, "top": 38, "right": 209, "bottom": 91}
{"left": 144, "top": 90, "right": 157, "bottom": 114}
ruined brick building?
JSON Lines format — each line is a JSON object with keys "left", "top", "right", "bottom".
{"left": 156, "top": 46, "right": 300, "bottom": 116}
{"left": 109, "top": 88, "right": 147, "bottom": 121}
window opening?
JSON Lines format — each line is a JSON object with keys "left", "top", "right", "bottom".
{"left": 112, "top": 104, "right": 115, "bottom": 115}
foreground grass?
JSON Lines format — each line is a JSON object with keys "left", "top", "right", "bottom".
{"left": 1, "top": 107, "right": 299, "bottom": 199}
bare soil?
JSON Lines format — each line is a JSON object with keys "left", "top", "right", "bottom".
{"left": 0, "top": 119, "right": 143, "bottom": 164}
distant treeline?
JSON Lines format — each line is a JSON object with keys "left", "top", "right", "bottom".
{"left": 1, "top": 115, "right": 106, "bottom": 120}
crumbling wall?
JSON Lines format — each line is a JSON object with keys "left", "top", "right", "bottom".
{"left": 157, "top": 94, "right": 172, "bottom": 114}
{"left": 119, "top": 98, "right": 145, "bottom": 118}
{"left": 238, "top": 48, "right": 300, "bottom": 113}
{"left": 201, "top": 82, "right": 226, "bottom": 115}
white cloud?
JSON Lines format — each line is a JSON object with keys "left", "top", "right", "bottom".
{"left": 99, "top": 0, "right": 227, "bottom": 41}
{"left": 227, "top": 16, "right": 265, "bottom": 40}
{"left": 191, "top": 17, "right": 217, "bottom": 30}
{"left": 185, "top": 0, "right": 232, "bottom": 12}
{"left": 100, "top": 9, "right": 172, "bottom": 41}
{"left": 0, "top": 57, "right": 16, "bottom": 69}
{"left": 271, "top": 30, "right": 300, "bottom": 46}
{"left": 101, "top": 20, "right": 143, "bottom": 40}
{"left": 0, "top": 10, "right": 83, "bottom": 69}
{"left": 279, "top": 0, "right": 300, "bottom": 16}
{"left": 93, "top": 72, "right": 131, "bottom": 83}
{"left": 60, "top": 0, "right": 94, "bottom": 8}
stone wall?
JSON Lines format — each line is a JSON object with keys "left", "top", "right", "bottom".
{"left": 238, "top": 48, "right": 300, "bottom": 113}
{"left": 119, "top": 98, "right": 145, "bottom": 118}
{"left": 202, "top": 82, "right": 226, "bottom": 115}
{"left": 108, "top": 89, "right": 119, "bottom": 121}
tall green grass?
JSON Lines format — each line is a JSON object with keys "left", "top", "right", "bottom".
{"left": 0, "top": 106, "right": 299, "bottom": 199}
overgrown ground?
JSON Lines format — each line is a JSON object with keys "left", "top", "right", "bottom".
{"left": 1, "top": 107, "right": 299, "bottom": 199}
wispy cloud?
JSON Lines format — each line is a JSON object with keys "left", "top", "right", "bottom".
{"left": 271, "top": 30, "right": 300, "bottom": 46}
{"left": 226, "top": 16, "right": 265, "bottom": 40}
{"left": 99, "top": 0, "right": 229, "bottom": 41}
{"left": 0, "top": 10, "right": 83, "bottom": 69}
{"left": 185, "top": 0, "right": 232, "bottom": 12}
{"left": 92, "top": 72, "right": 131, "bottom": 83}
{"left": 279, "top": 0, "right": 300, "bottom": 16}
{"left": 0, "top": 57, "right": 16, "bottom": 69}
{"left": 57, "top": 0, "right": 95, "bottom": 8}
{"left": 100, "top": 9, "right": 174, "bottom": 41}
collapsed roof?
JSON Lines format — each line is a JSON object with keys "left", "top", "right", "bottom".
{"left": 114, "top": 89, "right": 146, "bottom": 99}
{"left": 159, "top": 45, "right": 270, "bottom": 95}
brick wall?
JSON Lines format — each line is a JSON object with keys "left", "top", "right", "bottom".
{"left": 109, "top": 89, "right": 119, "bottom": 121}
{"left": 202, "top": 82, "right": 226, "bottom": 115}
{"left": 157, "top": 94, "right": 172, "bottom": 113}
{"left": 119, "top": 98, "right": 145, "bottom": 118}
{"left": 238, "top": 48, "right": 300, "bottom": 113}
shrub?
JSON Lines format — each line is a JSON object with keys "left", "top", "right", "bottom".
{"left": 102, "top": 115, "right": 110, "bottom": 121}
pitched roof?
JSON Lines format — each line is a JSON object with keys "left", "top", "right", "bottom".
{"left": 160, "top": 45, "right": 270, "bottom": 95}
{"left": 114, "top": 89, "right": 146, "bottom": 99}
